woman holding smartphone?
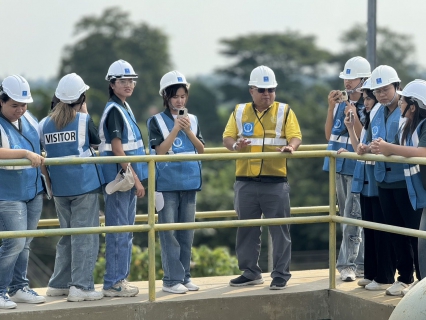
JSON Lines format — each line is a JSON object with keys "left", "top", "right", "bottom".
{"left": 148, "top": 71, "right": 204, "bottom": 294}
{"left": 371, "top": 79, "right": 426, "bottom": 295}
{"left": 338, "top": 79, "right": 396, "bottom": 291}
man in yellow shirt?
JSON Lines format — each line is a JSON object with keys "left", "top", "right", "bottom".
{"left": 223, "top": 65, "right": 302, "bottom": 290}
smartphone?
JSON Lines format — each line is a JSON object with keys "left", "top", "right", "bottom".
{"left": 349, "top": 110, "right": 354, "bottom": 122}
{"left": 341, "top": 90, "right": 348, "bottom": 101}
{"left": 177, "top": 108, "right": 188, "bottom": 118}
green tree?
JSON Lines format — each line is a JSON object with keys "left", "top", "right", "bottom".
{"left": 331, "top": 23, "right": 425, "bottom": 88}
{"left": 58, "top": 7, "right": 171, "bottom": 121}
{"left": 217, "top": 31, "right": 333, "bottom": 105}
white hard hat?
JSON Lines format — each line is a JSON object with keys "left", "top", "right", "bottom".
{"left": 105, "top": 59, "right": 138, "bottom": 81}
{"left": 55, "top": 73, "right": 89, "bottom": 104}
{"left": 1, "top": 75, "right": 33, "bottom": 103}
{"left": 356, "top": 78, "right": 372, "bottom": 92}
{"left": 339, "top": 56, "right": 371, "bottom": 80}
{"left": 370, "top": 65, "right": 401, "bottom": 90}
{"left": 159, "top": 70, "right": 189, "bottom": 96}
{"left": 248, "top": 66, "right": 278, "bottom": 88}
{"left": 397, "top": 79, "right": 426, "bottom": 108}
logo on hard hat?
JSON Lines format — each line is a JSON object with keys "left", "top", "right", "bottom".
{"left": 177, "top": 77, "right": 183, "bottom": 82}
{"left": 22, "top": 91, "right": 27, "bottom": 96}
{"left": 346, "top": 69, "right": 351, "bottom": 74}
{"left": 263, "top": 76, "right": 269, "bottom": 82}
{"left": 124, "top": 68, "right": 130, "bottom": 74}
{"left": 376, "top": 78, "right": 382, "bottom": 84}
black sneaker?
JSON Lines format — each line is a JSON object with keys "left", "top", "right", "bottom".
{"left": 229, "top": 275, "right": 264, "bottom": 287}
{"left": 269, "top": 277, "right": 287, "bottom": 290}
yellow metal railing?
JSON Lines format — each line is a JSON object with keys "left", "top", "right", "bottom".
{"left": 2, "top": 145, "right": 426, "bottom": 301}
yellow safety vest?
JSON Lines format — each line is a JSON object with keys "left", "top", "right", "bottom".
{"left": 234, "top": 102, "right": 289, "bottom": 177}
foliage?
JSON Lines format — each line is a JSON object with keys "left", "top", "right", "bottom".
{"left": 217, "top": 31, "right": 333, "bottom": 105}
{"left": 330, "top": 23, "right": 425, "bottom": 88}
{"left": 191, "top": 245, "right": 240, "bottom": 277}
{"left": 93, "top": 241, "right": 239, "bottom": 283}
{"left": 58, "top": 7, "right": 170, "bottom": 120}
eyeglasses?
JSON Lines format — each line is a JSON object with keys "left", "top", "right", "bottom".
{"left": 252, "top": 87, "right": 276, "bottom": 93}
{"left": 116, "top": 79, "right": 137, "bottom": 87}
{"left": 373, "top": 85, "right": 392, "bottom": 96}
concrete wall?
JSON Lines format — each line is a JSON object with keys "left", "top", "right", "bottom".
{"left": 0, "top": 290, "right": 394, "bottom": 320}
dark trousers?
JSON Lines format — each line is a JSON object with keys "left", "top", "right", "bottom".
{"left": 378, "top": 187, "right": 422, "bottom": 283}
{"left": 360, "top": 194, "right": 395, "bottom": 284}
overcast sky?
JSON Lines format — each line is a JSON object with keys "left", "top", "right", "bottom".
{"left": 2, "top": 0, "right": 425, "bottom": 81}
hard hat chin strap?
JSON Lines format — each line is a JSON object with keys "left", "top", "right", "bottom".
{"left": 382, "top": 91, "right": 397, "bottom": 107}
{"left": 346, "top": 79, "right": 364, "bottom": 94}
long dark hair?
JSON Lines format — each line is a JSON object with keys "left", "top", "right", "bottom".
{"left": 162, "top": 84, "right": 189, "bottom": 108}
{"left": 401, "top": 96, "right": 426, "bottom": 144}
{"left": 0, "top": 85, "right": 10, "bottom": 103}
{"left": 362, "top": 89, "right": 379, "bottom": 130}
{"left": 108, "top": 79, "right": 117, "bottom": 98}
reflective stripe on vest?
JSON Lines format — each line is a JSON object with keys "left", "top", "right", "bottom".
{"left": 235, "top": 103, "right": 287, "bottom": 146}
{"left": 98, "top": 102, "right": 144, "bottom": 152}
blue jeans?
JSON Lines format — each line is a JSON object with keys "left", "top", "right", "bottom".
{"left": 158, "top": 191, "right": 196, "bottom": 287}
{"left": 335, "top": 173, "right": 364, "bottom": 272}
{"left": 0, "top": 194, "right": 43, "bottom": 295}
{"left": 48, "top": 194, "right": 100, "bottom": 291}
{"left": 102, "top": 186, "right": 136, "bottom": 289}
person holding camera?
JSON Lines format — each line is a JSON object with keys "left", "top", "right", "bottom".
{"left": 98, "top": 60, "right": 148, "bottom": 297}
{"left": 147, "top": 71, "right": 204, "bottom": 294}
{"left": 368, "top": 76, "right": 424, "bottom": 296}
{"left": 324, "top": 56, "right": 371, "bottom": 282}
{"left": 40, "top": 73, "right": 104, "bottom": 302}
{"left": 338, "top": 79, "right": 396, "bottom": 291}
{"left": 0, "top": 75, "right": 46, "bottom": 308}
{"left": 223, "top": 65, "right": 302, "bottom": 290}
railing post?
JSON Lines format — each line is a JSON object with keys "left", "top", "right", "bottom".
{"left": 328, "top": 155, "right": 337, "bottom": 290}
{"left": 148, "top": 160, "right": 156, "bottom": 301}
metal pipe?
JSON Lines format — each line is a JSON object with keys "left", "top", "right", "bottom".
{"left": 328, "top": 157, "right": 337, "bottom": 290}
{"left": 367, "top": 0, "right": 377, "bottom": 69}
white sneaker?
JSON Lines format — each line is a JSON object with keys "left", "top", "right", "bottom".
{"left": 386, "top": 281, "right": 409, "bottom": 296}
{"left": 9, "top": 287, "right": 45, "bottom": 304}
{"left": 67, "top": 286, "right": 103, "bottom": 302}
{"left": 402, "top": 280, "right": 419, "bottom": 296}
{"left": 365, "top": 280, "right": 390, "bottom": 291}
{"left": 46, "top": 287, "right": 69, "bottom": 296}
{"left": 0, "top": 294, "right": 17, "bottom": 309}
{"left": 184, "top": 282, "right": 199, "bottom": 291}
{"left": 357, "top": 278, "right": 372, "bottom": 287}
{"left": 103, "top": 280, "right": 139, "bottom": 297}
{"left": 162, "top": 284, "right": 188, "bottom": 294}
{"left": 340, "top": 267, "right": 356, "bottom": 282}
{"left": 355, "top": 269, "right": 364, "bottom": 278}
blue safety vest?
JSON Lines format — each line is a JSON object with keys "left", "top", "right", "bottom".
{"left": 0, "top": 112, "right": 43, "bottom": 201}
{"left": 401, "top": 119, "right": 426, "bottom": 209}
{"left": 352, "top": 104, "right": 380, "bottom": 196}
{"left": 371, "top": 105, "right": 405, "bottom": 183}
{"left": 147, "top": 112, "right": 202, "bottom": 191}
{"left": 99, "top": 101, "right": 148, "bottom": 183}
{"left": 40, "top": 113, "right": 104, "bottom": 196}
{"left": 323, "top": 101, "right": 364, "bottom": 175}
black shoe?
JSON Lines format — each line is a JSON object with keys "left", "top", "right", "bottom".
{"left": 229, "top": 275, "right": 264, "bottom": 287}
{"left": 270, "top": 277, "right": 287, "bottom": 290}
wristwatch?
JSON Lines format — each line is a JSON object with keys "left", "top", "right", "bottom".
{"left": 232, "top": 142, "right": 238, "bottom": 151}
